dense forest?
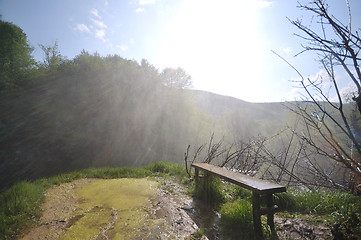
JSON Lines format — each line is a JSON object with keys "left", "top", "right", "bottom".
{"left": 0, "top": 18, "right": 292, "bottom": 191}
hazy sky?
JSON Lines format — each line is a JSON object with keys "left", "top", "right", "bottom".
{"left": 1, "top": 0, "right": 360, "bottom": 102}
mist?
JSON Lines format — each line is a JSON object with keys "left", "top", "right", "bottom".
{"left": 0, "top": 52, "right": 291, "bottom": 191}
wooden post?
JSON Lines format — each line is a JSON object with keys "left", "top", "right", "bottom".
{"left": 194, "top": 168, "right": 199, "bottom": 184}
{"left": 205, "top": 173, "right": 209, "bottom": 203}
{"left": 266, "top": 194, "right": 275, "bottom": 234}
{"left": 252, "top": 192, "right": 263, "bottom": 240}
{"left": 207, "top": 174, "right": 213, "bottom": 205}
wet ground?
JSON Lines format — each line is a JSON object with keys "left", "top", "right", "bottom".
{"left": 20, "top": 178, "right": 200, "bottom": 240}
{"left": 19, "top": 177, "right": 332, "bottom": 240}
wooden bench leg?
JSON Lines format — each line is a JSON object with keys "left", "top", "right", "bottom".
{"left": 194, "top": 168, "right": 199, "bottom": 184}
{"left": 205, "top": 173, "right": 212, "bottom": 204}
{"left": 252, "top": 192, "right": 263, "bottom": 240}
{"left": 206, "top": 173, "right": 209, "bottom": 203}
{"left": 266, "top": 194, "right": 276, "bottom": 234}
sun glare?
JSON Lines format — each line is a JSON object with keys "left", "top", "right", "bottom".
{"left": 156, "top": 0, "right": 270, "bottom": 101}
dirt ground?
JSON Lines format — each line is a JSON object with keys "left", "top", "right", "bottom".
{"left": 19, "top": 178, "right": 204, "bottom": 240}
{"left": 19, "top": 178, "right": 332, "bottom": 240}
{"left": 275, "top": 216, "right": 332, "bottom": 240}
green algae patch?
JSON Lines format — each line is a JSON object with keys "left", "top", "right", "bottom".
{"left": 75, "top": 178, "right": 157, "bottom": 211}
{"left": 60, "top": 207, "right": 111, "bottom": 239}
{"left": 59, "top": 178, "right": 166, "bottom": 239}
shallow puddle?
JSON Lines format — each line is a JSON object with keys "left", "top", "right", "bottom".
{"left": 185, "top": 199, "right": 223, "bottom": 240}
{"left": 59, "top": 178, "right": 166, "bottom": 240}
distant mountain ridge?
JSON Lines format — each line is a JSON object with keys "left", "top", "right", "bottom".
{"left": 189, "top": 89, "right": 290, "bottom": 139}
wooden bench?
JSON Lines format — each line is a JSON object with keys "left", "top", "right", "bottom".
{"left": 191, "top": 163, "right": 286, "bottom": 240}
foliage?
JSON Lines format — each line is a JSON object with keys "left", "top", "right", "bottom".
{"left": 38, "top": 40, "right": 67, "bottom": 68}
{"left": 160, "top": 67, "right": 192, "bottom": 89}
{"left": 0, "top": 49, "right": 200, "bottom": 190}
{"left": 0, "top": 46, "right": 293, "bottom": 191}
{"left": 0, "top": 19, "right": 35, "bottom": 90}
{"left": 0, "top": 18, "right": 295, "bottom": 192}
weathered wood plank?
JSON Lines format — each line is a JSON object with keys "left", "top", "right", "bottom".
{"left": 191, "top": 163, "right": 286, "bottom": 194}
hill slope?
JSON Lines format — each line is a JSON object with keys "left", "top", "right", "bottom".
{"left": 0, "top": 57, "right": 291, "bottom": 191}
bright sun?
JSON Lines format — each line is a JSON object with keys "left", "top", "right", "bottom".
{"left": 156, "top": 0, "right": 271, "bottom": 101}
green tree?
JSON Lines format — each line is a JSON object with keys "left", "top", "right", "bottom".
{"left": 160, "top": 67, "right": 192, "bottom": 89}
{"left": 39, "top": 40, "right": 66, "bottom": 68}
{"left": 0, "top": 19, "right": 34, "bottom": 90}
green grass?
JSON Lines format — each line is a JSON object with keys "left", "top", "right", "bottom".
{"left": 220, "top": 198, "right": 254, "bottom": 238}
{"left": 0, "top": 161, "right": 189, "bottom": 240}
{"left": 0, "top": 181, "right": 46, "bottom": 239}
{"left": 273, "top": 189, "right": 361, "bottom": 216}
{"left": 145, "top": 161, "right": 189, "bottom": 182}
{"left": 274, "top": 189, "right": 361, "bottom": 238}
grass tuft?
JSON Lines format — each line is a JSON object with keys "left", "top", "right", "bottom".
{"left": 220, "top": 198, "right": 254, "bottom": 238}
{"left": 274, "top": 189, "right": 361, "bottom": 215}
{"left": 0, "top": 181, "right": 45, "bottom": 239}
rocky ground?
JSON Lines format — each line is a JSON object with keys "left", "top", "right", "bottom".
{"left": 19, "top": 178, "right": 332, "bottom": 240}
{"left": 275, "top": 216, "right": 332, "bottom": 240}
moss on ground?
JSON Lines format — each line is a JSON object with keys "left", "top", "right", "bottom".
{"left": 59, "top": 178, "right": 166, "bottom": 240}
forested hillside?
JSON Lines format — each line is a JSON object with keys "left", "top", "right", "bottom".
{"left": 0, "top": 15, "right": 297, "bottom": 192}
{"left": 0, "top": 61, "right": 290, "bottom": 191}
{"left": 0, "top": 28, "right": 291, "bottom": 191}
{"left": 3, "top": 17, "right": 360, "bottom": 194}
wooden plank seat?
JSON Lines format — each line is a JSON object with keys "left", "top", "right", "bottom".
{"left": 191, "top": 163, "right": 286, "bottom": 240}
